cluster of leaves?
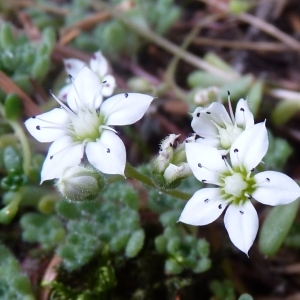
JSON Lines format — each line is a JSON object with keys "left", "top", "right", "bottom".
{"left": 0, "top": 245, "right": 35, "bottom": 300}
{"left": 25, "top": 0, "right": 180, "bottom": 59}
{"left": 0, "top": 23, "right": 55, "bottom": 93}
{"left": 187, "top": 53, "right": 263, "bottom": 116}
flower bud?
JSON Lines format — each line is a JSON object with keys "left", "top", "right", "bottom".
{"left": 194, "top": 86, "right": 220, "bottom": 105}
{"left": 56, "top": 166, "right": 106, "bottom": 201}
{"left": 152, "top": 134, "right": 192, "bottom": 189}
{"left": 152, "top": 134, "right": 180, "bottom": 174}
{"left": 163, "top": 163, "right": 192, "bottom": 184}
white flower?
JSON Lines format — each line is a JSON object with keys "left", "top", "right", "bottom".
{"left": 25, "top": 67, "right": 153, "bottom": 183}
{"left": 179, "top": 122, "right": 300, "bottom": 255}
{"left": 191, "top": 97, "right": 254, "bottom": 154}
{"left": 58, "top": 51, "right": 116, "bottom": 101}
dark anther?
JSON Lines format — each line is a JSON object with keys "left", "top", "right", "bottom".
{"left": 218, "top": 204, "right": 222, "bottom": 209}
{"left": 222, "top": 155, "right": 227, "bottom": 160}
{"left": 234, "top": 149, "right": 239, "bottom": 153}
{"left": 228, "top": 91, "right": 230, "bottom": 96}
{"left": 169, "top": 143, "right": 173, "bottom": 147}
{"left": 198, "top": 163, "right": 202, "bottom": 168}
{"left": 36, "top": 126, "right": 41, "bottom": 130}
{"left": 266, "top": 178, "right": 270, "bottom": 182}
{"left": 240, "top": 108, "right": 245, "bottom": 112}
{"left": 202, "top": 179, "right": 206, "bottom": 183}
{"left": 206, "top": 111, "right": 211, "bottom": 114}
{"left": 248, "top": 195, "right": 252, "bottom": 199}
{"left": 204, "top": 199, "right": 209, "bottom": 203}
{"left": 68, "top": 74, "right": 73, "bottom": 80}
{"left": 107, "top": 148, "right": 110, "bottom": 153}
{"left": 103, "top": 80, "right": 107, "bottom": 84}
{"left": 239, "top": 211, "right": 244, "bottom": 215}
{"left": 196, "top": 112, "right": 200, "bottom": 117}
{"left": 124, "top": 93, "right": 129, "bottom": 98}
{"left": 195, "top": 134, "right": 201, "bottom": 139}
{"left": 32, "top": 116, "right": 36, "bottom": 119}
{"left": 50, "top": 155, "right": 53, "bottom": 160}
{"left": 250, "top": 168, "right": 254, "bottom": 172}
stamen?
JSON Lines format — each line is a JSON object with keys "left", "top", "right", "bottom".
{"left": 196, "top": 112, "right": 200, "bottom": 117}
{"left": 252, "top": 177, "right": 271, "bottom": 188}
{"left": 233, "top": 148, "right": 243, "bottom": 172}
{"left": 107, "top": 148, "right": 110, "bottom": 153}
{"left": 238, "top": 107, "right": 246, "bottom": 129}
{"left": 204, "top": 198, "right": 209, "bottom": 203}
{"left": 69, "top": 76, "right": 82, "bottom": 110}
{"left": 227, "top": 91, "right": 235, "bottom": 123}
{"left": 124, "top": 93, "right": 128, "bottom": 98}
{"left": 99, "top": 125, "right": 118, "bottom": 134}
{"left": 221, "top": 155, "right": 235, "bottom": 174}
{"left": 47, "top": 141, "right": 82, "bottom": 162}
{"left": 239, "top": 210, "right": 244, "bottom": 215}
{"left": 49, "top": 90, "right": 75, "bottom": 116}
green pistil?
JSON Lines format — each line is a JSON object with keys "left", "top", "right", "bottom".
{"left": 218, "top": 123, "right": 243, "bottom": 149}
{"left": 70, "top": 109, "right": 104, "bottom": 143}
{"left": 220, "top": 170, "right": 256, "bottom": 205}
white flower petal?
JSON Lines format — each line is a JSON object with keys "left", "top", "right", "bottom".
{"left": 224, "top": 201, "right": 258, "bottom": 255}
{"left": 89, "top": 51, "right": 108, "bottom": 77}
{"left": 25, "top": 108, "right": 69, "bottom": 143}
{"left": 41, "top": 136, "right": 83, "bottom": 182}
{"left": 230, "top": 122, "right": 268, "bottom": 171}
{"left": 252, "top": 171, "right": 300, "bottom": 206}
{"left": 186, "top": 142, "right": 227, "bottom": 184}
{"left": 101, "top": 93, "right": 154, "bottom": 126}
{"left": 191, "top": 102, "right": 232, "bottom": 135}
{"left": 67, "top": 67, "right": 103, "bottom": 112}
{"left": 234, "top": 98, "right": 254, "bottom": 129}
{"left": 101, "top": 74, "right": 116, "bottom": 97}
{"left": 57, "top": 84, "right": 71, "bottom": 103}
{"left": 179, "top": 188, "right": 227, "bottom": 225}
{"left": 85, "top": 130, "right": 126, "bottom": 175}
{"left": 191, "top": 113, "right": 219, "bottom": 137}
{"left": 64, "top": 58, "right": 85, "bottom": 78}
{"left": 195, "top": 135, "right": 221, "bottom": 148}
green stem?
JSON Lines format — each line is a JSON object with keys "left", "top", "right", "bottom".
{"left": 165, "top": 13, "right": 226, "bottom": 101}
{"left": 125, "top": 163, "right": 191, "bottom": 201}
{"left": 0, "top": 104, "right": 31, "bottom": 176}
{"left": 106, "top": 174, "right": 125, "bottom": 185}
{"left": 94, "top": 1, "right": 238, "bottom": 80}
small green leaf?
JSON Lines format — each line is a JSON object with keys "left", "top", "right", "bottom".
{"left": 259, "top": 199, "right": 300, "bottom": 256}
{"left": 4, "top": 93, "right": 22, "bottom": 120}
{"left": 3, "top": 146, "right": 22, "bottom": 173}
{"left": 125, "top": 229, "right": 145, "bottom": 258}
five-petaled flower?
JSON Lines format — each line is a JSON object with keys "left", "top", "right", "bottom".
{"left": 191, "top": 97, "right": 254, "bottom": 154}
{"left": 58, "top": 50, "right": 116, "bottom": 101}
{"left": 179, "top": 122, "right": 300, "bottom": 255}
{"left": 25, "top": 67, "right": 153, "bottom": 183}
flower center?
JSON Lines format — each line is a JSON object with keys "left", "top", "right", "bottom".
{"left": 69, "top": 108, "right": 103, "bottom": 142}
{"left": 218, "top": 123, "right": 243, "bottom": 149}
{"left": 223, "top": 173, "right": 248, "bottom": 197}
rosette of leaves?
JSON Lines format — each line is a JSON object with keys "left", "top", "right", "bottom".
{"left": 55, "top": 181, "right": 144, "bottom": 271}
{"left": 0, "top": 23, "right": 55, "bottom": 93}
{"left": 0, "top": 244, "right": 35, "bottom": 300}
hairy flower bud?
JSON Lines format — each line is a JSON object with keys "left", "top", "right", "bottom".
{"left": 152, "top": 134, "right": 191, "bottom": 188}
{"left": 56, "top": 166, "right": 106, "bottom": 201}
